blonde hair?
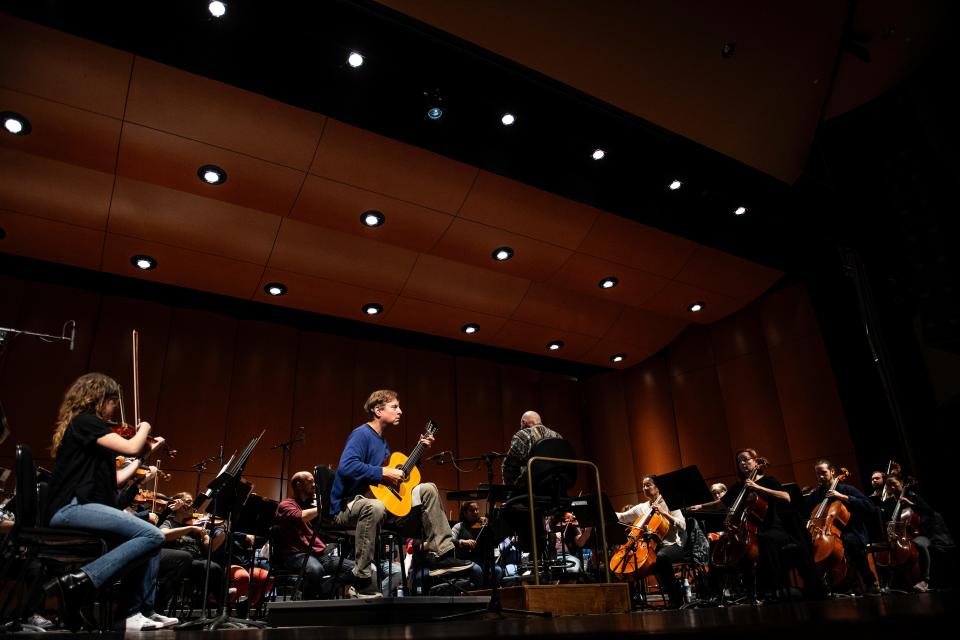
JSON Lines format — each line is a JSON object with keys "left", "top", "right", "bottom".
{"left": 50, "top": 373, "right": 120, "bottom": 456}
{"left": 364, "top": 390, "right": 398, "bottom": 418}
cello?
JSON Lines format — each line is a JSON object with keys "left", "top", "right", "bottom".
{"left": 806, "top": 467, "right": 850, "bottom": 587}
{"left": 710, "top": 457, "right": 769, "bottom": 572}
{"left": 609, "top": 496, "right": 670, "bottom": 577}
{"left": 875, "top": 476, "right": 921, "bottom": 585}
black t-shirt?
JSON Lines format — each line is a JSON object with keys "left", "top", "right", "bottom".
{"left": 721, "top": 475, "right": 784, "bottom": 531}
{"left": 45, "top": 412, "right": 117, "bottom": 521}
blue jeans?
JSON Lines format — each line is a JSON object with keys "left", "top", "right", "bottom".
{"left": 50, "top": 499, "right": 165, "bottom": 615}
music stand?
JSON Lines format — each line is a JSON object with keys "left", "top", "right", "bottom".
{"left": 176, "top": 431, "right": 267, "bottom": 630}
{"left": 653, "top": 465, "right": 713, "bottom": 510}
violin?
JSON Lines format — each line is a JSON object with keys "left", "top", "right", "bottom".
{"left": 710, "top": 457, "right": 769, "bottom": 573}
{"left": 469, "top": 515, "right": 489, "bottom": 530}
{"left": 609, "top": 497, "right": 669, "bottom": 576}
{"left": 182, "top": 513, "right": 225, "bottom": 528}
{"left": 807, "top": 467, "right": 850, "bottom": 587}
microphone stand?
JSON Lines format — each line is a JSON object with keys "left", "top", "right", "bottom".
{"left": 271, "top": 429, "right": 303, "bottom": 502}
{"left": 192, "top": 455, "right": 217, "bottom": 500}
{"left": 436, "top": 452, "right": 550, "bottom": 620}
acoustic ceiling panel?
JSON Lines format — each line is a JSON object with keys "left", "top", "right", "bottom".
{"left": 603, "top": 307, "right": 689, "bottom": 355}
{"left": 674, "top": 245, "right": 782, "bottom": 301}
{"left": 401, "top": 254, "right": 530, "bottom": 318}
{"left": 578, "top": 211, "right": 697, "bottom": 277}
{"left": 254, "top": 268, "right": 397, "bottom": 322}
{"left": 510, "top": 282, "right": 622, "bottom": 338}
{"left": 0, "top": 209, "right": 105, "bottom": 271}
{"left": 547, "top": 252, "right": 670, "bottom": 307}
{"left": 384, "top": 296, "right": 508, "bottom": 343}
{"left": 489, "top": 320, "right": 598, "bottom": 361}
{"left": 641, "top": 280, "right": 742, "bottom": 324}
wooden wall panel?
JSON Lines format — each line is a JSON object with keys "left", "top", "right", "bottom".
{"left": 455, "top": 357, "right": 503, "bottom": 474}
{"left": 710, "top": 303, "right": 766, "bottom": 363}
{"left": 499, "top": 365, "right": 542, "bottom": 452}
{"left": 223, "top": 320, "right": 299, "bottom": 494}
{"left": 666, "top": 326, "right": 715, "bottom": 376}
{"left": 760, "top": 285, "right": 820, "bottom": 349}
{"left": 670, "top": 366, "right": 731, "bottom": 482}
{"left": 624, "top": 357, "right": 681, "bottom": 483}
{"left": 540, "top": 373, "right": 585, "bottom": 462}
{"left": 584, "top": 372, "right": 637, "bottom": 506}
{"left": 351, "top": 340, "right": 408, "bottom": 445}
{"left": 155, "top": 308, "right": 237, "bottom": 480}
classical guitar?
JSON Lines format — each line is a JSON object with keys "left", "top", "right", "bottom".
{"left": 369, "top": 420, "right": 438, "bottom": 517}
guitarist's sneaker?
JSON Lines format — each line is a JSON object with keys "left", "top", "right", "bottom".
{"left": 427, "top": 552, "right": 475, "bottom": 577}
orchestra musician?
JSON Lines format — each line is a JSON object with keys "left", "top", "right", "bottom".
{"left": 328, "top": 390, "right": 473, "bottom": 595}
{"left": 880, "top": 474, "right": 934, "bottom": 592}
{"left": 43, "top": 373, "right": 171, "bottom": 631}
{"left": 616, "top": 475, "right": 686, "bottom": 606}
{"left": 869, "top": 471, "right": 886, "bottom": 499}
{"left": 451, "top": 501, "right": 491, "bottom": 586}
{"left": 803, "top": 459, "right": 880, "bottom": 595}
{"left": 502, "top": 411, "right": 562, "bottom": 488}
{"left": 160, "top": 492, "right": 227, "bottom": 607}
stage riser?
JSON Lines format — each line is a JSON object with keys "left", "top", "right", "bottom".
{"left": 480, "top": 583, "right": 631, "bottom": 616}
{"left": 266, "top": 596, "right": 491, "bottom": 626}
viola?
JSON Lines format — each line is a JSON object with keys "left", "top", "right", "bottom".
{"left": 609, "top": 498, "right": 669, "bottom": 576}
{"left": 806, "top": 467, "right": 851, "bottom": 587}
{"left": 710, "top": 457, "right": 769, "bottom": 572}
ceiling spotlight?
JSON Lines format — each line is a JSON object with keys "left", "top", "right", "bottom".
{"left": 208, "top": 1, "right": 226, "bottom": 18}
{"left": 130, "top": 255, "right": 157, "bottom": 271}
{"left": 688, "top": 301, "right": 705, "bottom": 313}
{"left": 492, "top": 246, "right": 514, "bottom": 261}
{"left": 721, "top": 42, "right": 736, "bottom": 58}
{"left": 264, "top": 282, "right": 287, "bottom": 297}
{"left": 610, "top": 353, "right": 627, "bottom": 364}
{"left": 591, "top": 149, "right": 606, "bottom": 161}
{"left": 361, "top": 210, "right": 385, "bottom": 227}
{"left": 1, "top": 111, "right": 31, "bottom": 136}
{"left": 501, "top": 113, "right": 516, "bottom": 126}
{"left": 197, "top": 164, "right": 227, "bottom": 185}
{"left": 362, "top": 303, "right": 383, "bottom": 316}
{"left": 598, "top": 277, "right": 619, "bottom": 289}
{"left": 546, "top": 340, "right": 565, "bottom": 351}
{"left": 347, "top": 51, "right": 365, "bottom": 68}
{"left": 426, "top": 106, "right": 444, "bottom": 121}
{"left": 461, "top": 323, "right": 480, "bottom": 335}
{"left": 668, "top": 180, "right": 683, "bottom": 191}
{"left": 734, "top": 206, "right": 748, "bottom": 216}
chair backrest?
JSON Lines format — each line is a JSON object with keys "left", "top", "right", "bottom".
{"left": 14, "top": 444, "right": 39, "bottom": 529}
{"left": 312, "top": 464, "right": 337, "bottom": 518}
{"left": 525, "top": 438, "right": 577, "bottom": 497}
{"left": 267, "top": 524, "right": 288, "bottom": 569}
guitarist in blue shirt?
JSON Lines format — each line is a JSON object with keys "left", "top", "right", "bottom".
{"left": 330, "top": 389, "right": 474, "bottom": 595}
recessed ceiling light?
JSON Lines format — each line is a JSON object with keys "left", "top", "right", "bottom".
{"left": 546, "top": 340, "right": 565, "bottom": 351}
{"left": 492, "top": 247, "right": 514, "bottom": 261}
{"left": 688, "top": 301, "right": 705, "bottom": 313}
{"left": 734, "top": 206, "right": 748, "bottom": 216}
{"left": 668, "top": 180, "right": 683, "bottom": 191}
{"left": 610, "top": 353, "right": 627, "bottom": 363}
{"left": 347, "top": 51, "right": 365, "bottom": 68}
{"left": 264, "top": 282, "right": 287, "bottom": 297}
{"left": 1, "top": 111, "right": 31, "bottom": 136}
{"left": 721, "top": 42, "right": 736, "bottom": 58}
{"left": 361, "top": 210, "right": 385, "bottom": 227}
{"left": 197, "top": 164, "right": 227, "bottom": 185}
{"left": 591, "top": 149, "right": 606, "bottom": 161}
{"left": 461, "top": 323, "right": 480, "bottom": 335}
{"left": 501, "top": 113, "right": 516, "bottom": 126}
{"left": 426, "top": 107, "right": 444, "bottom": 121}
{"left": 362, "top": 303, "right": 383, "bottom": 316}
{"left": 130, "top": 255, "right": 157, "bottom": 271}
{"left": 598, "top": 277, "right": 619, "bottom": 289}
{"left": 208, "top": 1, "right": 226, "bottom": 18}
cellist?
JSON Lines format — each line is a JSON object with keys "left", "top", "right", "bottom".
{"left": 615, "top": 475, "right": 686, "bottom": 606}
{"left": 803, "top": 459, "right": 880, "bottom": 595}
{"left": 880, "top": 474, "right": 934, "bottom": 592}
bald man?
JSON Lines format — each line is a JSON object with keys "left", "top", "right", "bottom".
{"left": 501, "top": 411, "right": 562, "bottom": 487}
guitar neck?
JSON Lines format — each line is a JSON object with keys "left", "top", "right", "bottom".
{"left": 402, "top": 440, "right": 428, "bottom": 474}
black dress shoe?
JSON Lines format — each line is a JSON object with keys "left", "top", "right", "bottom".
{"left": 44, "top": 571, "right": 95, "bottom": 632}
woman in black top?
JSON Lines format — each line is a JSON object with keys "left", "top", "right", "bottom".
{"left": 44, "top": 373, "right": 169, "bottom": 631}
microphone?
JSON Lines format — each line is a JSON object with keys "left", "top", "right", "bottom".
{"left": 425, "top": 451, "right": 448, "bottom": 465}
{"left": 218, "top": 443, "right": 224, "bottom": 464}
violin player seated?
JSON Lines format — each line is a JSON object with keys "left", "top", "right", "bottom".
{"left": 161, "top": 492, "right": 227, "bottom": 607}
{"left": 545, "top": 511, "right": 592, "bottom": 577}
{"left": 616, "top": 474, "right": 686, "bottom": 606}
{"left": 803, "top": 459, "right": 880, "bottom": 595}
{"left": 451, "top": 501, "right": 491, "bottom": 587}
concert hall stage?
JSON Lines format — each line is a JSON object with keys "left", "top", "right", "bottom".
{"left": 126, "top": 590, "right": 951, "bottom": 639}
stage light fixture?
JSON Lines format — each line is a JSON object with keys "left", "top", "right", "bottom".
{"left": 688, "top": 302, "right": 705, "bottom": 313}
{"left": 361, "top": 210, "right": 385, "bottom": 227}
{"left": 347, "top": 52, "right": 365, "bottom": 68}
{"left": 426, "top": 107, "right": 444, "bottom": 120}
{"left": 1, "top": 111, "right": 31, "bottom": 136}
{"left": 264, "top": 283, "right": 287, "bottom": 297}
{"left": 492, "top": 247, "right": 514, "bottom": 261}
{"left": 610, "top": 353, "right": 626, "bottom": 363}
{"left": 197, "top": 164, "right": 227, "bottom": 185}
{"left": 669, "top": 180, "right": 682, "bottom": 191}
{"left": 461, "top": 323, "right": 480, "bottom": 335}
{"left": 363, "top": 303, "right": 383, "bottom": 316}
{"left": 501, "top": 113, "right": 515, "bottom": 126}
{"left": 592, "top": 149, "right": 606, "bottom": 160}
{"left": 208, "top": 1, "right": 226, "bottom": 18}
{"left": 734, "top": 206, "right": 747, "bottom": 216}
{"left": 599, "top": 277, "right": 619, "bottom": 289}
{"left": 547, "top": 341, "right": 565, "bottom": 351}
{"left": 131, "top": 255, "right": 157, "bottom": 271}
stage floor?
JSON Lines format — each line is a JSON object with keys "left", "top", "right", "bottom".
{"left": 16, "top": 590, "right": 953, "bottom": 638}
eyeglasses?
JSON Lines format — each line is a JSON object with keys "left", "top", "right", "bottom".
{"left": 737, "top": 456, "right": 755, "bottom": 463}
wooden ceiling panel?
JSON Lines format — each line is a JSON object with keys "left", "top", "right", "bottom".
{"left": 125, "top": 58, "right": 326, "bottom": 169}
{"left": 430, "top": 218, "right": 571, "bottom": 282}
{"left": 401, "top": 255, "right": 530, "bottom": 317}
{"left": 0, "top": 148, "right": 113, "bottom": 229}
{"left": 675, "top": 245, "right": 782, "bottom": 300}
{"left": 511, "top": 282, "right": 621, "bottom": 338}
{"left": 603, "top": 307, "right": 689, "bottom": 356}
{"left": 290, "top": 175, "right": 453, "bottom": 253}
{"left": 0, "top": 14, "right": 132, "bottom": 118}
{"left": 578, "top": 212, "right": 696, "bottom": 277}
{"left": 458, "top": 171, "right": 599, "bottom": 249}
{"left": 489, "top": 321, "right": 598, "bottom": 361}
{"left": 385, "top": 297, "right": 508, "bottom": 342}
{"left": 641, "top": 281, "right": 743, "bottom": 324}
{"left": 109, "top": 177, "right": 280, "bottom": 264}
{"left": 253, "top": 268, "right": 397, "bottom": 322}
{"left": 0, "top": 209, "right": 104, "bottom": 270}
{"left": 310, "top": 119, "right": 478, "bottom": 214}
{"left": 580, "top": 338, "right": 665, "bottom": 369}
{"left": 269, "top": 218, "right": 418, "bottom": 293}
{"left": 102, "top": 234, "right": 263, "bottom": 299}
{"left": 116, "top": 123, "right": 305, "bottom": 216}
{"left": 0, "top": 89, "right": 121, "bottom": 174}
{"left": 548, "top": 252, "right": 670, "bottom": 307}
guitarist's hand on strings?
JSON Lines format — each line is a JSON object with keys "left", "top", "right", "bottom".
{"left": 382, "top": 466, "right": 404, "bottom": 488}
{"left": 420, "top": 433, "right": 435, "bottom": 448}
